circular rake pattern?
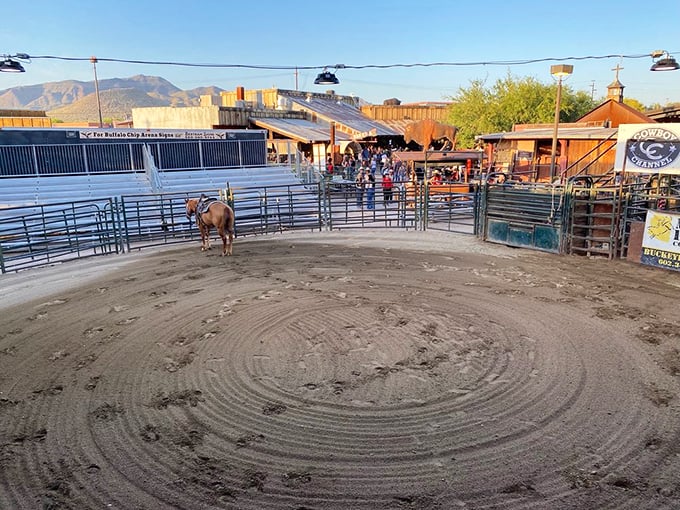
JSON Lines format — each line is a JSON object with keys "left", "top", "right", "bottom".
{"left": 1, "top": 236, "right": 679, "bottom": 509}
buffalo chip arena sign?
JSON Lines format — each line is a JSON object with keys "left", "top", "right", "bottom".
{"left": 78, "top": 129, "right": 237, "bottom": 140}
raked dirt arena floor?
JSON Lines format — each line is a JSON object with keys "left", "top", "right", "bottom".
{"left": 1, "top": 230, "right": 680, "bottom": 510}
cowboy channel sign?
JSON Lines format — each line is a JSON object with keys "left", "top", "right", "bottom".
{"left": 641, "top": 210, "right": 680, "bottom": 272}
{"left": 615, "top": 123, "right": 680, "bottom": 174}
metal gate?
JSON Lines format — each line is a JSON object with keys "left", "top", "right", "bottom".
{"left": 567, "top": 186, "right": 623, "bottom": 259}
{"left": 424, "top": 183, "right": 481, "bottom": 235}
{"left": 481, "top": 183, "right": 566, "bottom": 253}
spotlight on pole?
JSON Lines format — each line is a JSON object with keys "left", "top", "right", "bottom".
{"left": 549, "top": 64, "right": 573, "bottom": 183}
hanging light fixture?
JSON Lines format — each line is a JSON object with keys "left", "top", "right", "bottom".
{"left": 0, "top": 53, "right": 30, "bottom": 73}
{"left": 314, "top": 65, "right": 345, "bottom": 85}
{"left": 314, "top": 68, "right": 339, "bottom": 85}
{"left": 0, "top": 59, "right": 25, "bottom": 72}
{"left": 650, "top": 50, "right": 680, "bottom": 71}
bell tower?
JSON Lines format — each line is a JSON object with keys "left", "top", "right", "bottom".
{"left": 607, "top": 64, "right": 625, "bottom": 103}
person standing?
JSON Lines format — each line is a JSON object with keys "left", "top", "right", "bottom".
{"left": 341, "top": 154, "right": 351, "bottom": 179}
{"left": 382, "top": 168, "right": 393, "bottom": 205}
{"left": 355, "top": 168, "right": 365, "bottom": 207}
{"left": 365, "top": 171, "right": 375, "bottom": 210}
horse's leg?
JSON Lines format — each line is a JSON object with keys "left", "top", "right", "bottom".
{"left": 219, "top": 228, "right": 227, "bottom": 256}
{"left": 227, "top": 208, "right": 235, "bottom": 256}
{"left": 200, "top": 224, "right": 208, "bottom": 251}
{"left": 205, "top": 226, "right": 212, "bottom": 250}
{"left": 214, "top": 222, "right": 228, "bottom": 256}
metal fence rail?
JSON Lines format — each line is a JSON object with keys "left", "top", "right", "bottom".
{"left": 322, "top": 180, "right": 419, "bottom": 231}
{"left": 424, "top": 185, "right": 480, "bottom": 235}
{"left": 568, "top": 186, "right": 622, "bottom": 259}
{"left": 7, "top": 176, "right": 675, "bottom": 274}
{"left": 0, "top": 199, "right": 119, "bottom": 273}
{"left": 117, "top": 183, "right": 324, "bottom": 253}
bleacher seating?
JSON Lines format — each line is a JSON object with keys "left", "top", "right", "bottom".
{"left": 158, "top": 165, "right": 305, "bottom": 193}
{"left": 0, "top": 166, "right": 307, "bottom": 208}
{"left": 0, "top": 172, "right": 153, "bottom": 208}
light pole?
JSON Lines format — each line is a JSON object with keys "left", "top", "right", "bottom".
{"left": 549, "top": 64, "right": 573, "bottom": 183}
{"left": 90, "top": 56, "right": 104, "bottom": 128}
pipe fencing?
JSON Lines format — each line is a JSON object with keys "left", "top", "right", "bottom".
{"left": 3, "top": 178, "right": 676, "bottom": 274}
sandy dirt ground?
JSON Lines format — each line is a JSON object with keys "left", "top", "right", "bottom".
{"left": 1, "top": 229, "right": 680, "bottom": 510}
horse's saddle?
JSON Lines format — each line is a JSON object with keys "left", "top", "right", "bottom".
{"left": 197, "top": 197, "right": 218, "bottom": 215}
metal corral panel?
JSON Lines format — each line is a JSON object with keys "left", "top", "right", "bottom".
{"left": 484, "top": 184, "right": 565, "bottom": 253}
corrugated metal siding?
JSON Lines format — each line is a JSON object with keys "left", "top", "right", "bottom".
{"left": 251, "top": 118, "right": 352, "bottom": 143}
{"left": 479, "top": 127, "right": 618, "bottom": 141}
{"left": 282, "top": 94, "right": 399, "bottom": 138}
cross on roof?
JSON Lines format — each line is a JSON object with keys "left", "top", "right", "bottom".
{"left": 611, "top": 63, "right": 624, "bottom": 81}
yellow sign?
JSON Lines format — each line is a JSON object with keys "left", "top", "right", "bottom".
{"left": 646, "top": 213, "right": 673, "bottom": 242}
{"left": 641, "top": 210, "right": 680, "bottom": 271}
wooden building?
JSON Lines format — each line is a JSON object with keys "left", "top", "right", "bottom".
{"left": 132, "top": 87, "right": 400, "bottom": 171}
{"left": 360, "top": 101, "right": 451, "bottom": 139}
{"left": 0, "top": 109, "right": 51, "bottom": 128}
{"left": 478, "top": 100, "right": 656, "bottom": 182}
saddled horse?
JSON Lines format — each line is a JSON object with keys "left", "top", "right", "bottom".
{"left": 185, "top": 195, "right": 235, "bottom": 256}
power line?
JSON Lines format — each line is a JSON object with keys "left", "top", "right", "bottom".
{"left": 11, "top": 51, "right": 675, "bottom": 71}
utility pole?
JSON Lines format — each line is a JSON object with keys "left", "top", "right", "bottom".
{"left": 590, "top": 80, "right": 596, "bottom": 100}
{"left": 90, "top": 56, "right": 104, "bottom": 128}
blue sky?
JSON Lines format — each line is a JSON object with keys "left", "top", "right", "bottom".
{"left": 2, "top": 0, "right": 679, "bottom": 107}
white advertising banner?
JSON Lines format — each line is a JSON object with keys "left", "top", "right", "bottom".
{"left": 78, "top": 129, "right": 235, "bottom": 140}
{"left": 641, "top": 210, "right": 680, "bottom": 271}
{"left": 614, "top": 123, "right": 680, "bottom": 175}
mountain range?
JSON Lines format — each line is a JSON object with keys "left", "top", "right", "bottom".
{"left": 0, "top": 75, "right": 224, "bottom": 123}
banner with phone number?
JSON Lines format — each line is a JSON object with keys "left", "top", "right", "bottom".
{"left": 641, "top": 210, "right": 680, "bottom": 271}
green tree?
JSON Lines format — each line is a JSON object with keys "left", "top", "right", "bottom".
{"left": 447, "top": 72, "right": 598, "bottom": 148}
{"left": 623, "top": 98, "right": 646, "bottom": 112}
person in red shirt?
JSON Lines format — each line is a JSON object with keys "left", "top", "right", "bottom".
{"left": 429, "top": 169, "right": 443, "bottom": 185}
{"left": 382, "top": 168, "right": 393, "bottom": 204}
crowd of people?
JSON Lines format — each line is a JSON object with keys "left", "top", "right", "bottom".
{"left": 343, "top": 147, "right": 409, "bottom": 209}
{"left": 321, "top": 146, "right": 481, "bottom": 209}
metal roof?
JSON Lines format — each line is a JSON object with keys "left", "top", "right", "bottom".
{"left": 282, "top": 93, "right": 400, "bottom": 138}
{"left": 376, "top": 119, "right": 411, "bottom": 136}
{"left": 251, "top": 117, "right": 353, "bottom": 144}
{"left": 478, "top": 127, "right": 618, "bottom": 141}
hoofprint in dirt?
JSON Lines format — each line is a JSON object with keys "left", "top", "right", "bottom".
{"left": 1, "top": 230, "right": 680, "bottom": 509}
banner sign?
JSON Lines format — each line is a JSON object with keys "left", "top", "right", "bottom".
{"left": 614, "top": 123, "right": 680, "bottom": 175}
{"left": 641, "top": 210, "right": 680, "bottom": 271}
{"left": 78, "top": 129, "right": 235, "bottom": 140}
